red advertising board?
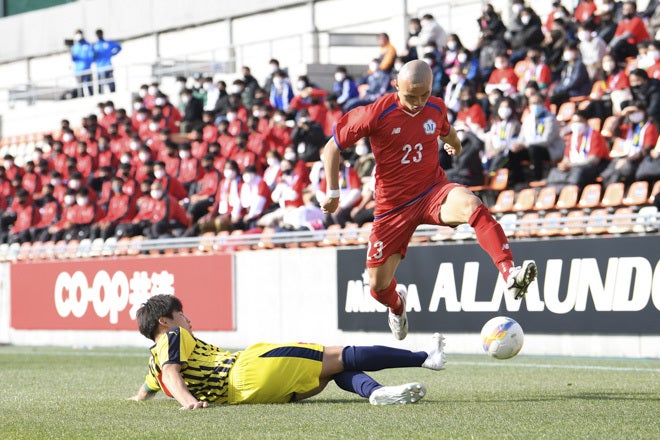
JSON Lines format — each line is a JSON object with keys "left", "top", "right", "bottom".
{"left": 10, "top": 254, "right": 234, "bottom": 331}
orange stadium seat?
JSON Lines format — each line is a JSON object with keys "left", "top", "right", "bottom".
{"left": 537, "top": 211, "right": 563, "bottom": 237}
{"left": 515, "top": 212, "right": 540, "bottom": 238}
{"left": 608, "top": 207, "right": 634, "bottom": 234}
{"left": 609, "top": 138, "right": 627, "bottom": 158}
{"left": 587, "top": 118, "right": 602, "bottom": 132}
{"left": 555, "top": 185, "right": 579, "bottom": 211}
{"left": 17, "top": 242, "right": 32, "bottom": 261}
{"left": 600, "top": 116, "right": 621, "bottom": 138}
{"left": 114, "top": 237, "right": 131, "bottom": 256}
{"left": 534, "top": 186, "right": 557, "bottom": 211}
{"left": 490, "top": 189, "right": 515, "bottom": 214}
{"left": 623, "top": 181, "right": 649, "bottom": 206}
{"left": 341, "top": 222, "right": 360, "bottom": 246}
{"left": 586, "top": 208, "right": 609, "bottom": 234}
{"left": 357, "top": 222, "right": 373, "bottom": 245}
{"left": 562, "top": 210, "right": 587, "bottom": 236}
{"left": 255, "top": 227, "right": 276, "bottom": 250}
{"left": 319, "top": 224, "right": 343, "bottom": 247}
{"left": 513, "top": 188, "right": 537, "bottom": 212}
{"left": 556, "top": 102, "right": 576, "bottom": 122}
{"left": 600, "top": 182, "right": 625, "bottom": 209}
{"left": 577, "top": 184, "right": 602, "bottom": 210}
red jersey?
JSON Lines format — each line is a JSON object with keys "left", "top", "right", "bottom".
{"left": 191, "top": 140, "right": 208, "bottom": 160}
{"left": 615, "top": 16, "right": 650, "bottom": 46}
{"left": 34, "top": 199, "right": 61, "bottom": 228}
{"left": 99, "top": 192, "right": 136, "bottom": 224}
{"left": 562, "top": 128, "right": 610, "bottom": 163}
{"left": 333, "top": 93, "right": 450, "bottom": 217}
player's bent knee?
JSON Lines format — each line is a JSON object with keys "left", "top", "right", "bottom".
{"left": 321, "top": 346, "right": 345, "bottom": 377}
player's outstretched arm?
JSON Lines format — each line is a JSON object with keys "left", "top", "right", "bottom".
{"left": 439, "top": 126, "right": 462, "bottom": 156}
{"left": 161, "top": 363, "right": 209, "bottom": 411}
{"left": 321, "top": 137, "right": 342, "bottom": 214}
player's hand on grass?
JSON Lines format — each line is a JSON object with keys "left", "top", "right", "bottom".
{"left": 322, "top": 196, "right": 339, "bottom": 214}
{"left": 179, "top": 401, "right": 208, "bottom": 411}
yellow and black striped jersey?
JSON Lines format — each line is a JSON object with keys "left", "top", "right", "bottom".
{"left": 144, "top": 326, "right": 237, "bottom": 403}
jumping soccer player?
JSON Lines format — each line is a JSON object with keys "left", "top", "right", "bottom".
{"left": 322, "top": 60, "right": 537, "bottom": 340}
{"left": 129, "top": 294, "right": 447, "bottom": 409}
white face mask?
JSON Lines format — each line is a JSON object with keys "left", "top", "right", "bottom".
{"left": 150, "top": 190, "right": 163, "bottom": 199}
{"left": 133, "top": 102, "right": 143, "bottom": 111}
{"left": 457, "top": 53, "right": 468, "bottom": 63}
{"left": 369, "top": 63, "right": 379, "bottom": 72}
{"left": 226, "top": 113, "right": 236, "bottom": 122}
{"left": 284, "top": 152, "right": 296, "bottom": 161}
{"left": 449, "top": 73, "right": 460, "bottom": 83}
{"left": 155, "top": 98, "right": 165, "bottom": 106}
{"left": 69, "top": 180, "right": 81, "bottom": 190}
{"left": 447, "top": 41, "right": 457, "bottom": 51}
{"left": 563, "top": 51, "right": 577, "bottom": 62}
{"left": 138, "top": 153, "right": 149, "bottom": 162}
{"left": 267, "top": 158, "right": 279, "bottom": 167}
{"left": 334, "top": 73, "right": 345, "bottom": 82}
{"left": 629, "top": 111, "right": 645, "bottom": 124}
{"left": 498, "top": 107, "right": 512, "bottom": 120}
{"left": 103, "top": 106, "right": 114, "bottom": 115}
{"left": 149, "top": 123, "right": 159, "bottom": 132}
{"left": 602, "top": 61, "right": 615, "bottom": 72}
{"left": 120, "top": 156, "right": 131, "bottom": 164}
{"left": 64, "top": 195, "right": 75, "bottom": 205}
{"left": 230, "top": 85, "right": 243, "bottom": 95}
{"left": 520, "top": 15, "right": 531, "bottom": 25}
{"left": 571, "top": 122, "right": 586, "bottom": 135}
{"left": 577, "top": 31, "right": 592, "bottom": 42}
{"left": 136, "top": 113, "right": 147, "bottom": 122}
{"left": 3, "top": 160, "right": 13, "bottom": 168}
{"left": 296, "top": 81, "right": 306, "bottom": 90}
{"left": 52, "top": 178, "right": 62, "bottom": 186}
{"left": 355, "top": 145, "right": 369, "bottom": 156}
{"left": 148, "top": 86, "right": 158, "bottom": 95}
{"left": 74, "top": 33, "right": 83, "bottom": 42}
{"left": 62, "top": 133, "right": 74, "bottom": 142}
{"left": 154, "top": 169, "right": 165, "bottom": 179}
{"left": 179, "top": 151, "right": 191, "bottom": 159}
{"left": 242, "top": 173, "right": 255, "bottom": 184}
{"left": 76, "top": 197, "right": 88, "bottom": 206}
{"left": 423, "top": 58, "right": 433, "bottom": 66}
{"left": 224, "top": 169, "right": 236, "bottom": 179}
{"left": 130, "top": 141, "right": 140, "bottom": 151}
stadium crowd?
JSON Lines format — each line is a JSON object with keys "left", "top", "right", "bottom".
{"left": 1, "top": 0, "right": 660, "bottom": 246}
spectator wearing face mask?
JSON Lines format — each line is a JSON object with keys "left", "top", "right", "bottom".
{"left": 628, "top": 68, "right": 660, "bottom": 125}
{"left": 609, "top": 1, "right": 651, "bottom": 63}
{"left": 187, "top": 155, "right": 222, "bottom": 222}
{"left": 601, "top": 101, "right": 659, "bottom": 186}
{"left": 29, "top": 184, "right": 61, "bottom": 243}
{"left": 510, "top": 93, "right": 565, "bottom": 184}
{"left": 153, "top": 161, "right": 187, "bottom": 201}
{"left": 231, "top": 133, "right": 260, "bottom": 174}
{"left": 507, "top": 7, "right": 544, "bottom": 66}
{"left": 443, "top": 65, "right": 469, "bottom": 113}
{"left": 266, "top": 110, "right": 293, "bottom": 154}
{"left": 576, "top": 22, "right": 608, "bottom": 81}
{"left": 177, "top": 144, "right": 201, "bottom": 193}
{"left": 547, "top": 111, "right": 611, "bottom": 191}
{"left": 408, "top": 14, "right": 448, "bottom": 60}
{"left": 225, "top": 106, "right": 248, "bottom": 137}
{"left": 485, "top": 54, "right": 519, "bottom": 97}
{"left": 515, "top": 49, "right": 551, "bottom": 95}
{"left": 269, "top": 70, "right": 294, "bottom": 111}
{"left": 643, "top": 41, "right": 660, "bottom": 81}
{"left": 62, "top": 187, "right": 103, "bottom": 241}
{"left": 237, "top": 165, "right": 272, "bottom": 230}
{"left": 549, "top": 43, "right": 591, "bottom": 107}
{"left": 333, "top": 67, "right": 359, "bottom": 108}
{"left": 442, "top": 34, "right": 464, "bottom": 72}
{"left": 2, "top": 189, "right": 39, "bottom": 244}
{"left": 146, "top": 181, "right": 190, "bottom": 239}
{"left": 483, "top": 97, "right": 521, "bottom": 174}
{"left": 291, "top": 110, "right": 326, "bottom": 162}
{"left": 351, "top": 138, "right": 375, "bottom": 181}
{"left": 456, "top": 87, "right": 487, "bottom": 133}
{"left": 179, "top": 88, "right": 204, "bottom": 134}
{"left": 344, "top": 60, "right": 392, "bottom": 111}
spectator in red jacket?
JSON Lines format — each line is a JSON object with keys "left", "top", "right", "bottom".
{"left": 49, "top": 141, "right": 69, "bottom": 177}
{"left": 67, "top": 171, "right": 97, "bottom": 204}
{"left": 153, "top": 161, "right": 188, "bottom": 201}
{"left": 90, "top": 176, "right": 136, "bottom": 240}
{"left": 177, "top": 143, "right": 201, "bottom": 192}
{"left": 609, "top": 1, "right": 651, "bottom": 63}
{"left": 161, "top": 142, "right": 181, "bottom": 177}
{"left": 245, "top": 116, "right": 267, "bottom": 161}
{"left": 41, "top": 188, "right": 77, "bottom": 242}
{"left": 231, "top": 133, "right": 260, "bottom": 174}
{"left": 21, "top": 161, "right": 42, "bottom": 196}
{"left": 30, "top": 184, "right": 61, "bottom": 243}
{"left": 190, "top": 127, "right": 209, "bottom": 159}
{"left": 75, "top": 141, "right": 96, "bottom": 178}
{"left": 116, "top": 179, "right": 157, "bottom": 238}
{"left": 485, "top": 53, "right": 519, "bottom": 97}
{"left": 201, "top": 111, "right": 219, "bottom": 144}
{"left": 187, "top": 154, "right": 222, "bottom": 222}
{"left": 145, "top": 180, "right": 190, "bottom": 238}
{"left": 266, "top": 109, "right": 293, "bottom": 154}
{"left": 96, "top": 135, "right": 118, "bottom": 170}
{"left": 217, "top": 120, "right": 236, "bottom": 158}
{"left": 3, "top": 155, "right": 23, "bottom": 182}
{"left": 63, "top": 187, "right": 104, "bottom": 241}
{"left": 237, "top": 164, "right": 272, "bottom": 230}
{"left": 93, "top": 166, "right": 114, "bottom": 208}
{"left": 3, "top": 189, "right": 40, "bottom": 244}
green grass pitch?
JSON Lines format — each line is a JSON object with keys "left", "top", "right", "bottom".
{"left": 0, "top": 346, "right": 658, "bottom": 439}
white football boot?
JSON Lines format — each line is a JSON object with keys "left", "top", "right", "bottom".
{"left": 369, "top": 383, "right": 427, "bottom": 405}
{"left": 507, "top": 261, "right": 538, "bottom": 300}
{"left": 387, "top": 285, "right": 408, "bottom": 340}
{"left": 422, "top": 333, "right": 447, "bottom": 371}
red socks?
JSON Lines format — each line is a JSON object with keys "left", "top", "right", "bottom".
{"left": 371, "top": 278, "right": 403, "bottom": 315}
{"left": 469, "top": 204, "right": 515, "bottom": 281}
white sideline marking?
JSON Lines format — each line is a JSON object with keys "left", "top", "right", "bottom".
{"left": 451, "top": 360, "right": 660, "bottom": 373}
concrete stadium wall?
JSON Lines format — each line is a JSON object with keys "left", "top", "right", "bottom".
{"left": 2, "top": 237, "right": 659, "bottom": 358}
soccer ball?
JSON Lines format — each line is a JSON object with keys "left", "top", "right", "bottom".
{"left": 480, "top": 316, "right": 524, "bottom": 360}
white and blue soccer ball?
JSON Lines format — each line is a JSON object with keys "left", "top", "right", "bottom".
{"left": 480, "top": 316, "right": 524, "bottom": 360}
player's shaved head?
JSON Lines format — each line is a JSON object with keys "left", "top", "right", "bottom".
{"left": 396, "top": 60, "right": 432, "bottom": 113}
{"left": 397, "top": 60, "right": 432, "bottom": 88}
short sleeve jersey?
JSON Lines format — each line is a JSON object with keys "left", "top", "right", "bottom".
{"left": 144, "top": 327, "right": 237, "bottom": 403}
{"left": 333, "top": 93, "right": 451, "bottom": 217}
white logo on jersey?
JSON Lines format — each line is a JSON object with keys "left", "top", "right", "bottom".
{"left": 391, "top": 127, "right": 401, "bottom": 134}
{"left": 423, "top": 119, "right": 436, "bottom": 135}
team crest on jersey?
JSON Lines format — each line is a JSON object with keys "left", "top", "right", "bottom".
{"left": 423, "top": 119, "right": 436, "bottom": 135}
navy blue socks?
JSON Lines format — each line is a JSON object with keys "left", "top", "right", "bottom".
{"left": 333, "top": 371, "right": 381, "bottom": 398}
{"left": 341, "top": 345, "right": 427, "bottom": 371}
